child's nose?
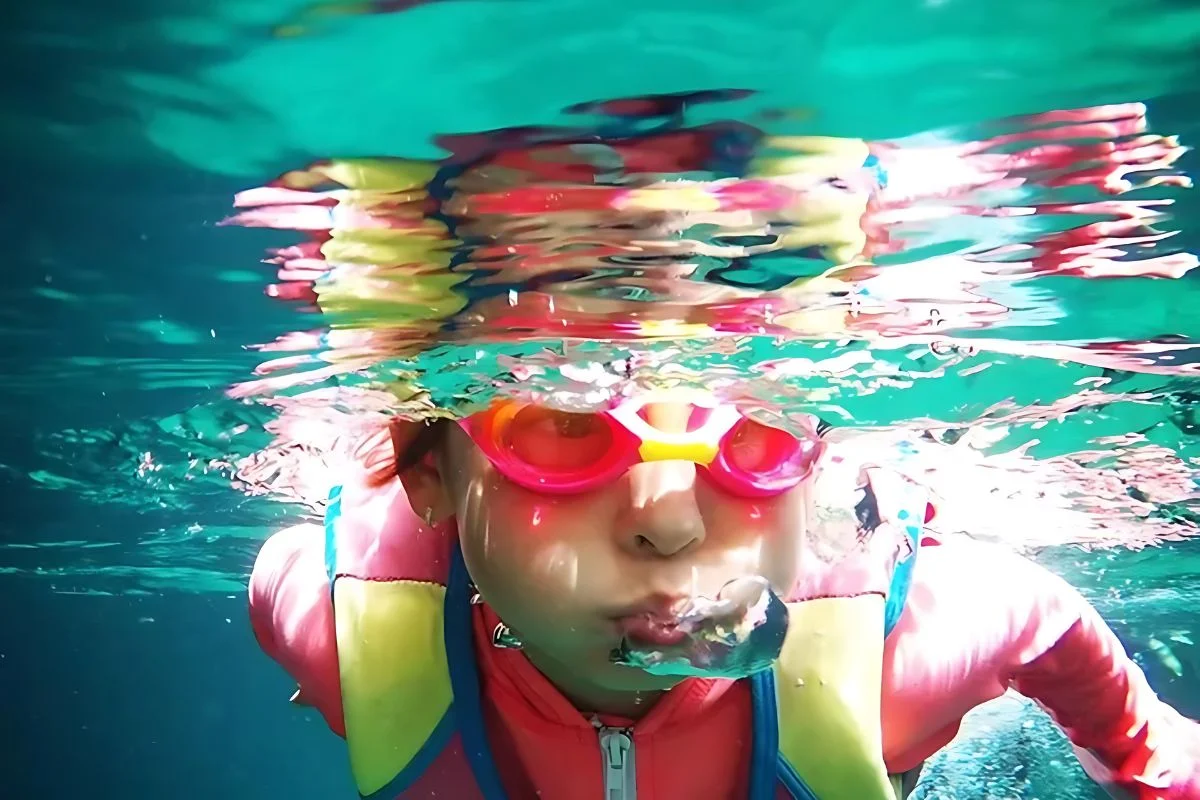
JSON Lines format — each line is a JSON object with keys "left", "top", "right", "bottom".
{"left": 620, "top": 460, "right": 707, "bottom": 557}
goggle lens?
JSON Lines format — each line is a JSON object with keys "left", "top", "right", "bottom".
{"left": 466, "top": 401, "right": 822, "bottom": 496}
{"left": 503, "top": 406, "right": 618, "bottom": 474}
{"left": 725, "top": 418, "right": 802, "bottom": 474}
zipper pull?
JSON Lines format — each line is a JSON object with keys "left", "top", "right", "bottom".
{"left": 595, "top": 720, "right": 637, "bottom": 800}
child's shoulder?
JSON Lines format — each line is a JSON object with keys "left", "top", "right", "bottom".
{"left": 249, "top": 523, "right": 346, "bottom": 734}
{"left": 897, "top": 535, "right": 1087, "bottom": 665}
{"left": 249, "top": 522, "right": 329, "bottom": 630}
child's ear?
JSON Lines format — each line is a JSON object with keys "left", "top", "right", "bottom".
{"left": 386, "top": 420, "right": 454, "bottom": 525}
{"left": 397, "top": 450, "right": 454, "bottom": 525}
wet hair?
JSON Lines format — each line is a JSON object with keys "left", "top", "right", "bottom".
{"left": 361, "top": 417, "right": 451, "bottom": 489}
{"left": 393, "top": 418, "right": 451, "bottom": 473}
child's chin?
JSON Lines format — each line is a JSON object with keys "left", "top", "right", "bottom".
{"left": 597, "top": 661, "right": 687, "bottom": 692}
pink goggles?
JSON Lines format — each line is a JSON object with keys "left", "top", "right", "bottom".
{"left": 459, "top": 392, "right": 824, "bottom": 498}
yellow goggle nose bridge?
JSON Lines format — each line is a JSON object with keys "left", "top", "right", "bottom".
{"left": 636, "top": 439, "right": 720, "bottom": 466}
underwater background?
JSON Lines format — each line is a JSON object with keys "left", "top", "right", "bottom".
{"left": 4, "top": 0, "right": 1200, "bottom": 797}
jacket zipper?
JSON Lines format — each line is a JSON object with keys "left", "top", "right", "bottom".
{"left": 593, "top": 717, "right": 636, "bottom": 799}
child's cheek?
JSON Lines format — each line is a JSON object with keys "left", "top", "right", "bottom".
{"left": 488, "top": 500, "right": 597, "bottom": 580}
{"left": 458, "top": 489, "right": 576, "bottom": 574}
{"left": 703, "top": 491, "right": 808, "bottom": 590}
{"left": 458, "top": 511, "right": 597, "bottom": 635}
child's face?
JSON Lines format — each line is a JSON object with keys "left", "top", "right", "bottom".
{"left": 427, "top": 403, "right": 813, "bottom": 700}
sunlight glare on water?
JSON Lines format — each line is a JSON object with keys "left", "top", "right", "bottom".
{"left": 216, "top": 96, "right": 1200, "bottom": 555}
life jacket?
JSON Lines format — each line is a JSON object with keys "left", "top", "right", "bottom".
{"left": 323, "top": 443, "right": 930, "bottom": 800}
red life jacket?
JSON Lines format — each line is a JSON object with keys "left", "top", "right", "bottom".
{"left": 323, "top": 453, "right": 928, "bottom": 799}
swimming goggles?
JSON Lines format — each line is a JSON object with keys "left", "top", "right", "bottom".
{"left": 459, "top": 391, "right": 824, "bottom": 498}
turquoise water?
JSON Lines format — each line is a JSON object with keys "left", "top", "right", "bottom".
{"left": 4, "top": 1, "right": 1200, "bottom": 797}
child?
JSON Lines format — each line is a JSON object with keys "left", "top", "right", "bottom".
{"left": 249, "top": 390, "right": 1200, "bottom": 799}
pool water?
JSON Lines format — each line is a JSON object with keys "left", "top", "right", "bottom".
{"left": 4, "top": 1, "right": 1200, "bottom": 797}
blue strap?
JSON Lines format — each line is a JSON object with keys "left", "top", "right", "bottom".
{"left": 324, "top": 484, "right": 342, "bottom": 587}
{"left": 748, "top": 669, "right": 778, "bottom": 800}
{"left": 360, "top": 712, "right": 457, "bottom": 800}
{"left": 749, "top": 669, "right": 820, "bottom": 800}
{"left": 443, "top": 542, "right": 510, "bottom": 800}
{"left": 884, "top": 514, "right": 922, "bottom": 638}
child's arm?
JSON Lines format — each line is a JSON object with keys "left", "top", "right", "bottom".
{"left": 248, "top": 523, "right": 346, "bottom": 736}
{"left": 884, "top": 538, "right": 1200, "bottom": 799}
